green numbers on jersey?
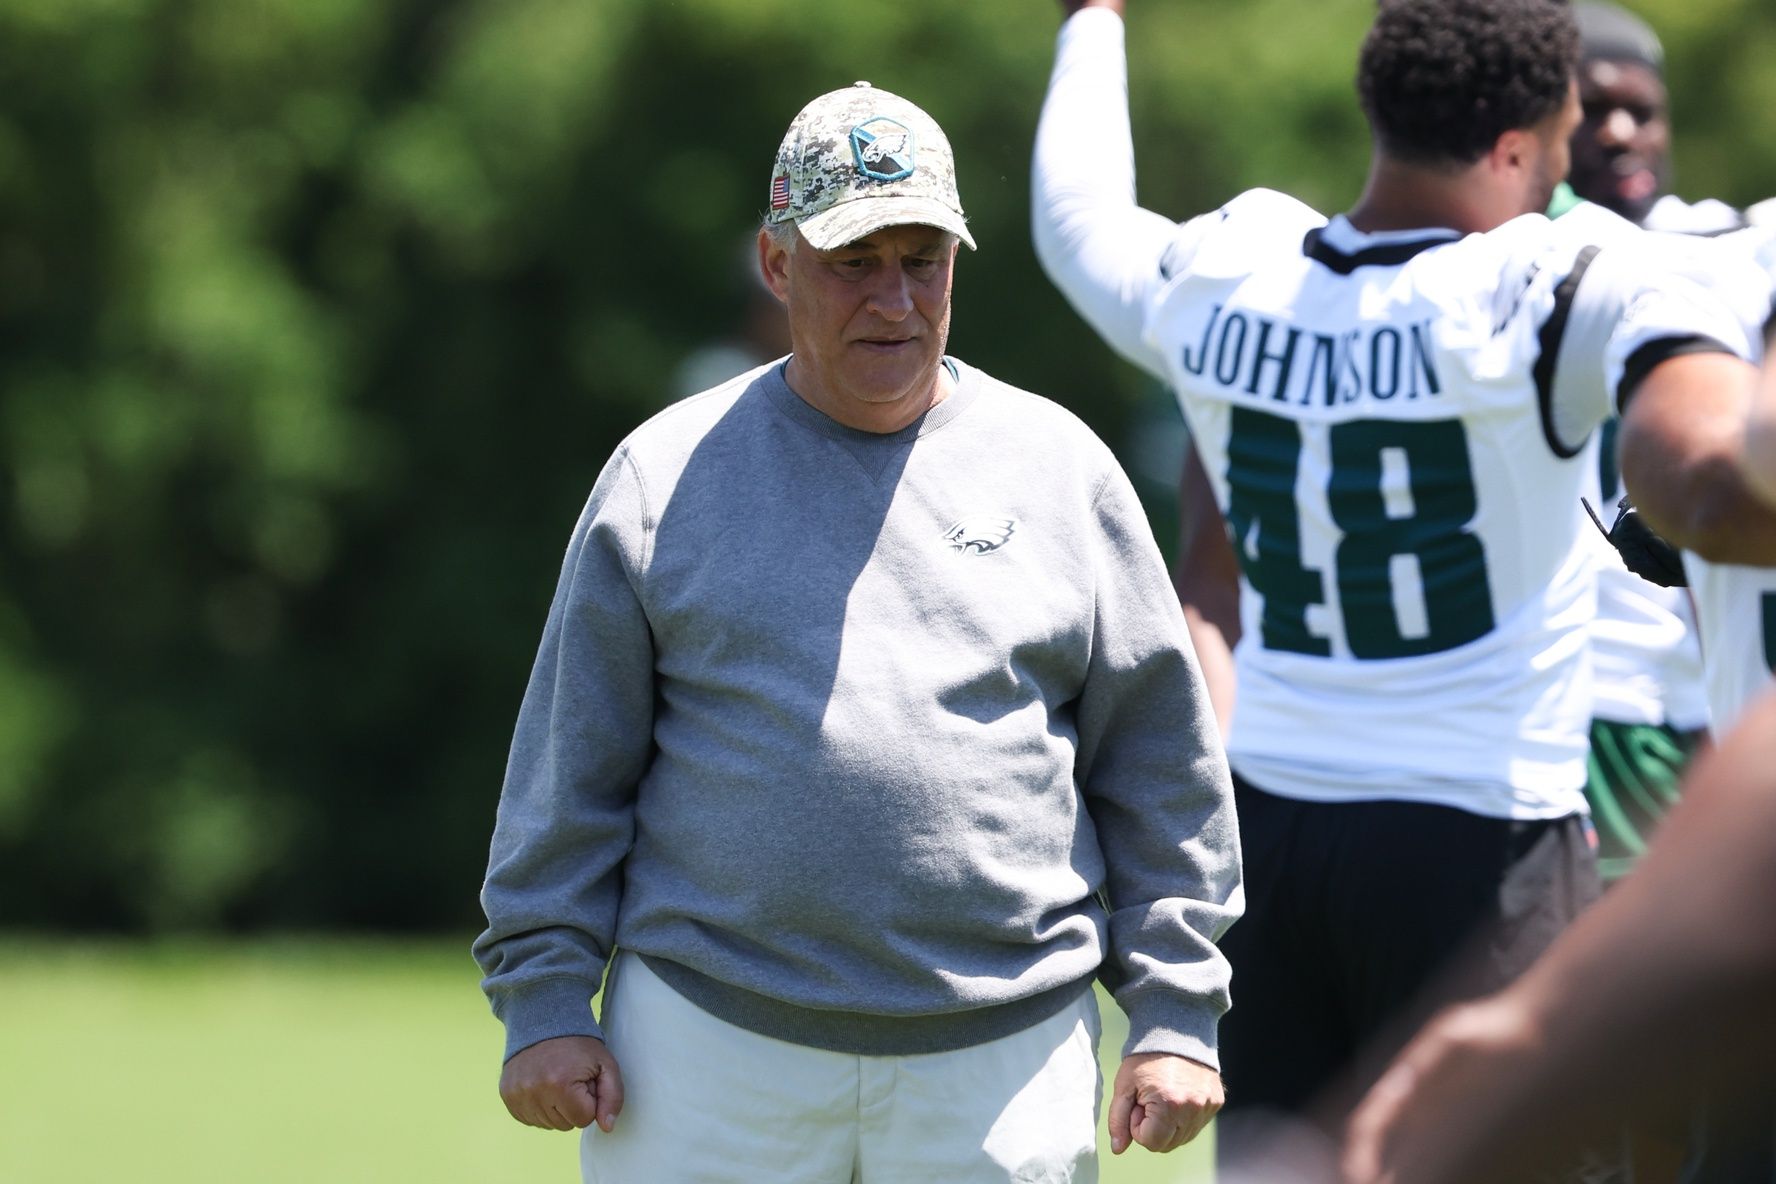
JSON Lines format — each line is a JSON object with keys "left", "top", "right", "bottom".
{"left": 1224, "top": 410, "right": 1330, "bottom": 655}
{"left": 1763, "top": 593, "right": 1776, "bottom": 674}
{"left": 1225, "top": 408, "right": 1495, "bottom": 659}
{"left": 1330, "top": 420, "right": 1494, "bottom": 657}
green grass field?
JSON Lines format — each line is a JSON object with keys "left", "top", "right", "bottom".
{"left": 0, "top": 939, "right": 1212, "bottom": 1183}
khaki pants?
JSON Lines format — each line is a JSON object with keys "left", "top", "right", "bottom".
{"left": 582, "top": 953, "right": 1103, "bottom": 1183}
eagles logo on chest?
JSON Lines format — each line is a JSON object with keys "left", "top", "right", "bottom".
{"left": 942, "top": 517, "right": 1018, "bottom": 556}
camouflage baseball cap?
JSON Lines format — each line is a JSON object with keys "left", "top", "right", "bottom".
{"left": 766, "top": 81, "right": 976, "bottom": 251}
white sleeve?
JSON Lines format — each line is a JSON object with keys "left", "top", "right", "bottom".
{"left": 1608, "top": 271, "right": 1756, "bottom": 404}
{"left": 1545, "top": 243, "right": 1756, "bottom": 450}
{"left": 1718, "top": 224, "right": 1776, "bottom": 355}
{"left": 1031, "top": 8, "right": 1187, "bottom": 379}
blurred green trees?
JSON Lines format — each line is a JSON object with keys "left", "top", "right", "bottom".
{"left": 3, "top": 0, "right": 1773, "bottom": 931}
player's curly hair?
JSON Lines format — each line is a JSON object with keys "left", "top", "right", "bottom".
{"left": 1358, "top": 0, "right": 1579, "bottom": 168}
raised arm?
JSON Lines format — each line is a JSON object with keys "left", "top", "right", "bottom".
{"left": 1618, "top": 351, "right": 1776, "bottom": 565}
{"left": 1057, "top": 0, "right": 1122, "bottom": 15}
{"left": 1032, "top": 1, "right": 1181, "bottom": 378}
{"left": 1745, "top": 339, "right": 1776, "bottom": 508}
{"left": 1549, "top": 237, "right": 1776, "bottom": 566}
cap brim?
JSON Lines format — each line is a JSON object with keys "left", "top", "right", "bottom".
{"left": 797, "top": 195, "right": 977, "bottom": 252}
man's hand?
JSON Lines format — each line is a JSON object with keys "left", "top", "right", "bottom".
{"left": 1107, "top": 1053, "right": 1223, "bottom": 1154}
{"left": 1583, "top": 495, "right": 1687, "bottom": 587}
{"left": 499, "top": 1035, "right": 625, "bottom": 1133}
{"left": 1340, "top": 999, "right": 1539, "bottom": 1184}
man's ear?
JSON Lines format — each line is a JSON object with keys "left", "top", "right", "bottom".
{"left": 1487, "top": 127, "right": 1532, "bottom": 180}
{"left": 758, "top": 228, "right": 792, "bottom": 306}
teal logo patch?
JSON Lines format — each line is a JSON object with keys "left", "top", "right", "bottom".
{"left": 851, "top": 117, "right": 915, "bottom": 181}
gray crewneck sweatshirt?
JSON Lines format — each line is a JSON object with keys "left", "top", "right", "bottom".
{"left": 475, "top": 358, "right": 1242, "bottom": 1068}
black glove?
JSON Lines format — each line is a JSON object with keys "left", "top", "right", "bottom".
{"left": 1583, "top": 495, "right": 1687, "bottom": 588}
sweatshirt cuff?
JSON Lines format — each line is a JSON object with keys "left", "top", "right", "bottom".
{"left": 1118, "top": 989, "right": 1223, "bottom": 1072}
{"left": 495, "top": 976, "right": 604, "bottom": 1063}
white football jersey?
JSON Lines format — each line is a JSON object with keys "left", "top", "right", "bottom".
{"left": 1573, "top": 462, "right": 1709, "bottom": 730}
{"left": 1032, "top": 11, "right": 1752, "bottom": 819}
{"left": 1560, "top": 207, "right": 1776, "bottom": 732}
{"left": 1682, "top": 554, "right": 1776, "bottom": 732}
{"left": 1569, "top": 209, "right": 1776, "bottom": 734}
{"left": 1678, "top": 223, "right": 1776, "bottom": 733}
{"left": 1142, "top": 191, "right": 1742, "bottom": 817}
{"left": 1561, "top": 206, "right": 1776, "bottom": 731}
{"left": 1643, "top": 194, "right": 1747, "bottom": 236}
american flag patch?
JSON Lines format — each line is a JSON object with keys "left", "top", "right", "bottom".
{"left": 770, "top": 175, "right": 791, "bottom": 210}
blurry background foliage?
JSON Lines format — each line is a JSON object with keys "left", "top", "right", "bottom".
{"left": 2, "top": 0, "right": 1773, "bottom": 933}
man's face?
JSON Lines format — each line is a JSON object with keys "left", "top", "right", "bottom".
{"left": 1568, "top": 57, "right": 1671, "bottom": 223}
{"left": 761, "top": 223, "right": 958, "bottom": 432}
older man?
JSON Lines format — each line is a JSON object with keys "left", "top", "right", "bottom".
{"left": 474, "top": 83, "right": 1242, "bottom": 1182}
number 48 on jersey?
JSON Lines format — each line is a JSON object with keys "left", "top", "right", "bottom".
{"left": 1224, "top": 407, "right": 1495, "bottom": 660}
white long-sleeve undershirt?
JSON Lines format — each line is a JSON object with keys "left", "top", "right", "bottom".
{"left": 1031, "top": 7, "right": 1186, "bottom": 380}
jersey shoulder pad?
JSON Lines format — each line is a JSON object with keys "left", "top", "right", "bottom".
{"left": 1219, "top": 186, "right": 1327, "bottom": 229}
{"left": 1164, "top": 188, "right": 1326, "bottom": 279}
{"left": 1547, "top": 200, "right": 1642, "bottom": 249}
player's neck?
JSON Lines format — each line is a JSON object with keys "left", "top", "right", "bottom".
{"left": 1346, "top": 154, "right": 1517, "bottom": 237}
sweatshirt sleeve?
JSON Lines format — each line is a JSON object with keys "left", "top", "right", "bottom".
{"left": 1074, "top": 460, "right": 1244, "bottom": 1068}
{"left": 1032, "top": 7, "right": 1186, "bottom": 380}
{"left": 473, "top": 447, "right": 657, "bottom": 1062}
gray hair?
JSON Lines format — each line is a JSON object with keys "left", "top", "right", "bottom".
{"left": 760, "top": 219, "right": 799, "bottom": 254}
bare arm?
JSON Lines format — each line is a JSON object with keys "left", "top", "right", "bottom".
{"left": 1174, "top": 446, "right": 1241, "bottom": 736}
{"left": 1744, "top": 346, "right": 1776, "bottom": 508}
{"left": 1342, "top": 687, "right": 1776, "bottom": 1184}
{"left": 1617, "top": 351, "right": 1776, "bottom": 565}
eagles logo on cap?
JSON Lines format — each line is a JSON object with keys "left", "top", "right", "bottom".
{"left": 851, "top": 118, "right": 916, "bottom": 182}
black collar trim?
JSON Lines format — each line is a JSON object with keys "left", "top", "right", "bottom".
{"left": 1302, "top": 227, "right": 1457, "bottom": 275}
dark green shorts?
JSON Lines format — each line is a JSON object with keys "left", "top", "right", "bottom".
{"left": 1584, "top": 718, "right": 1706, "bottom": 882}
